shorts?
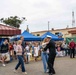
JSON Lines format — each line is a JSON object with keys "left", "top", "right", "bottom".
{"left": 1, "top": 52, "right": 9, "bottom": 57}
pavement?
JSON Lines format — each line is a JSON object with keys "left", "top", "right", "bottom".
{"left": 0, "top": 57, "right": 76, "bottom": 75}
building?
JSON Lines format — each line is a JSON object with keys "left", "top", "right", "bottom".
{"left": 0, "top": 24, "right": 21, "bottom": 37}
{"left": 32, "top": 27, "right": 76, "bottom": 39}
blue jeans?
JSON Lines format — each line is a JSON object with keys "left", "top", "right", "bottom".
{"left": 41, "top": 52, "right": 48, "bottom": 72}
{"left": 15, "top": 55, "right": 26, "bottom": 72}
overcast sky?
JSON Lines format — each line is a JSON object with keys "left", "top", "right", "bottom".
{"left": 0, "top": 0, "right": 76, "bottom": 32}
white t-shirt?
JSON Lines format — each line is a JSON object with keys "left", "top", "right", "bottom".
{"left": 25, "top": 45, "right": 29, "bottom": 50}
{"left": 42, "top": 43, "right": 47, "bottom": 48}
{"left": 42, "top": 42, "right": 49, "bottom": 53}
{"left": 34, "top": 47, "right": 38, "bottom": 57}
{"left": 25, "top": 45, "right": 30, "bottom": 52}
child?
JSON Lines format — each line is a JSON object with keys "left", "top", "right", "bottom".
{"left": 56, "top": 44, "right": 63, "bottom": 57}
{"left": 34, "top": 42, "right": 38, "bottom": 61}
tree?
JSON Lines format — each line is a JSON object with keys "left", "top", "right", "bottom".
{"left": 0, "top": 16, "right": 26, "bottom": 28}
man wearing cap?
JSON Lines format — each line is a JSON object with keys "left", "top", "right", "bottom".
{"left": 44, "top": 35, "right": 56, "bottom": 75}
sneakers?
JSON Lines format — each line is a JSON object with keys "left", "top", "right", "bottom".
{"left": 46, "top": 69, "right": 49, "bottom": 73}
{"left": 23, "top": 72, "right": 27, "bottom": 75}
{"left": 14, "top": 69, "right": 27, "bottom": 74}
{"left": 13, "top": 69, "right": 17, "bottom": 73}
{"left": 2, "top": 64, "right": 6, "bottom": 67}
{"left": 49, "top": 73, "right": 53, "bottom": 75}
{"left": 44, "top": 69, "right": 49, "bottom": 73}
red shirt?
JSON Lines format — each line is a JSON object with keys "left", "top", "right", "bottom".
{"left": 9, "top": 45, "right": 13, "bottom": 51}
{"left": 69, "top": 41, "right": 75, "bottom": 49}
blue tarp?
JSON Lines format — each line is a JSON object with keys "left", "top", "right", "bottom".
{"left": 15, "top": 30, "right": 41, "bottom": 41}
{"left": 41, "top": 31, "right": 64, "bottom": 41}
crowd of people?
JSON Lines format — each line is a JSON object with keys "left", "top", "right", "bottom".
{"left": 0, "top": 36, "right": 76, "bottom": 75}
{"left": 56, "top": 39, "right": 76, "bottom": 58}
